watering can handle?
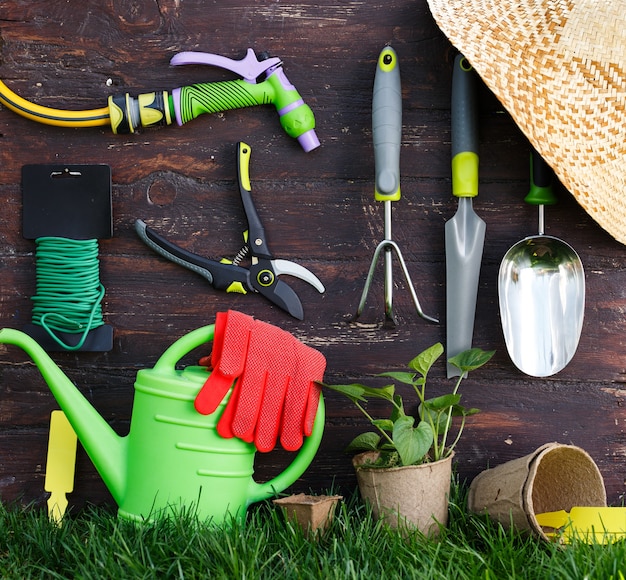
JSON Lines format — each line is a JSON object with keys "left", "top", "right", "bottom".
{"left": 152, "top": 324, "right": 216, "bottom": 372}
{"left": 248, "top": 397, "right": 325, "bottom": 503}
{"left": 151, "top": 324, "right": 325, "bottom": 501}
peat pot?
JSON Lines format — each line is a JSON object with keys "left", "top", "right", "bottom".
{"left": 353, "top": 451, "right": 453, "bottom": 536}
{"left": 468, "top": 442, "right": 606, "bottom": 541}
{"left": 273, "top": 494, "right": 343, "bottom": 538}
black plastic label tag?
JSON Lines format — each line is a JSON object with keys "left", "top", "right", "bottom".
{"left": 22, "top": 164, "right": 113, "bottom": 240}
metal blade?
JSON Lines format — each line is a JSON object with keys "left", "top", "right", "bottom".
{"left": 445, "top": 197, "right": 485, "bottom": 377}
{"left": 271, "top": 259, "right": 325, "bottom": 293}
{"left": 259, "top": 278, "right": 305, "bottom": 320}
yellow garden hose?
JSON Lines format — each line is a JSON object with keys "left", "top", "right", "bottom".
{"left": 0, "top": 79, "right": 109, "bottom": 128}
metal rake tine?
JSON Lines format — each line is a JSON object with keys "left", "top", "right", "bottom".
{"left": 355, "top": 239, "right": 438, "bottom": 324}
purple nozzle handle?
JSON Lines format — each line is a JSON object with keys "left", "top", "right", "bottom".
{"left": 170, "top": 49, "right": 281, "bottom": 83}
{"left": 298, "top": 130, "right": 320, "bottom": 152}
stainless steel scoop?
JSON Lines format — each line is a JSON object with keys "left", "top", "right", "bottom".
{"left": 498, "top": 151, "right": 585, "bottom": 377}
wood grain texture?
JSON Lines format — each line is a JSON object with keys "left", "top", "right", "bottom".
{"left": 1, "top": 0, "right": 625, "bottom": 512}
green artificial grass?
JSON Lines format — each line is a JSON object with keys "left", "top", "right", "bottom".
{"left": 1, "top": 481, "right": 625, "bottom": 579}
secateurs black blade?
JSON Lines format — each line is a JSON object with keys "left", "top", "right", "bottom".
{"left": 135, "top": 142, "right": 324, "bottom": 320}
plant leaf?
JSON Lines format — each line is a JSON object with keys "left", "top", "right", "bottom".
{"left": 448, "top": 404, "right": 468, "bottom": 418}
{"left": 392, "top": 416, "right": 433, "bottom": 466}
{"left": 419, "top": 404, "right": 448, "bottom": 434}
{"left": 321, "top": 382, "right": 367, "bottom": 402}
{"left": 389, "top": 394, "right": 405, "bottom": 422}
{"left": 321, "top": 382, "right": 395, "bottom": 403}
{"left": 448, "top": 348, "right": 495, "bottom": 373}
{"left": 372, "top": 419, "right": 394, "bottom": 432}
{"left": 346, "top": 432, "right": 381, "bottom": 453}
{"left": 378, "top": 371, "right": 416, "bottom": 385}
{"left": 360, "top": 384, "right": 396, "bottom": 401}
{"left": 423, "top": 393, "right": 461, "bottom": 412}
{"left": 408, "top": 342, "right": 444, "bottom": 377}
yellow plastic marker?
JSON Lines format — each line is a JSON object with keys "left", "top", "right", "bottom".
{"left": 44, "top": 410, "right": 78, "bottom": 524}
{"left": 536, "top": 507, "right": 626, "bottom": 544}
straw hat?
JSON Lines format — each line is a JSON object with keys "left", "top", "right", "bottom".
{"left": 427, "top": 0, "right": 626, "bottom": 245}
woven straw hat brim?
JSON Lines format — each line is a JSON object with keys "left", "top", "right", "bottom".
{"left": 427, "top": 0, "right": 626, "bottom": 245}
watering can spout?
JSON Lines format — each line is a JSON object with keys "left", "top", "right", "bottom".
{"left": 0, "top": 328, "right": 127, "bottom": 503}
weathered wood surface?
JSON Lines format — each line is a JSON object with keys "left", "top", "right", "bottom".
{"left": 1, "top": 0, "right": 625, "bottom": 510}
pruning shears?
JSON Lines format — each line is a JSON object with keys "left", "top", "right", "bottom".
{"left": 135, "top": 142, "right": 324, "bottom": 319}
{"left": 0, "top": 48, "right": 319, "bottom": 151}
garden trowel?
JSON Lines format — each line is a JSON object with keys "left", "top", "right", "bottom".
{"left": 445, "top": 54, "right": 485, "bottom": 377}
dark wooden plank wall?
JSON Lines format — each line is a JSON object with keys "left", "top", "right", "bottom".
{"left": 1, "top": 0, "right": 625, "bottom": 510}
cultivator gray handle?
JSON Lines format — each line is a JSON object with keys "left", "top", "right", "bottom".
{"left": 373, "top": 46, "right": 402, "bottom": 202}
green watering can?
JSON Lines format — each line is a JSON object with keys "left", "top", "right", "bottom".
{"left": 0, "top": 325, "right": 325, "bottom": 523}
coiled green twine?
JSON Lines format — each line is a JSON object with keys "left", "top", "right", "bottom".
{"left": 31, "top": 237, "right": 105, "bottom": 351}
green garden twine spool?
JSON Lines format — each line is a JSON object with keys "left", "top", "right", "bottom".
{"left": 30, "top": 237, "right": 106, "bottom": 351}
{"left": 21, "top": 163, "right": 114, "bottom": 352}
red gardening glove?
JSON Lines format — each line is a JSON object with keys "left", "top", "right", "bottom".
{"left": 233, "top": 320, "right": 296, "bottom": 451}
{"left": 279, "top": 344, "right": 326, "bottom": 451}
{"left": 194, "top": 310, "right": 255, "bottom": 416}
{"left": 228, "top": 319, "right": 326, "bottom": 452}
{"left": 195, "top": 311, "right": 325, "bottom": 453}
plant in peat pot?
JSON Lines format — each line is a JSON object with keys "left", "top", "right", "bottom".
{"left": 321, "top": 343, "right": 494, "bottom": 535}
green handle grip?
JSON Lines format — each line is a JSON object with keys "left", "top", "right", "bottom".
{"left": 372, "top": 46, "right": 402, "bottom": 202}
{"left": 174, "top": 73, "right": 318, "bottom": 151}
{"left": 451, "top": 54, "right": 479, "bottom": 198}
{"left": 176, "top": 80, "right": 265, "bottom": 120}
{"left": 525, "top": 149, "right": 558, "bottom": 205}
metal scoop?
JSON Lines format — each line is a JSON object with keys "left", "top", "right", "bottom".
{"left": 498, "top": 150, "right": 585, "bottom": 377}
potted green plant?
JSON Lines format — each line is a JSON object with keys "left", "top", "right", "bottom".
{"left": 322, "top": 342, "right": 494, "bottom": 536}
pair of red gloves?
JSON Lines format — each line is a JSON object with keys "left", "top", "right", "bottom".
{"left": 194, "top": 310, "right": 326, "bottom": 453}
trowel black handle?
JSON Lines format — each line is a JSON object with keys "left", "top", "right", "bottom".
{"left": 451, "top": 54, "right": 479, "bottom": 198}
{"left": 451, "top": 54, "right": 478, "bottom": 159}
